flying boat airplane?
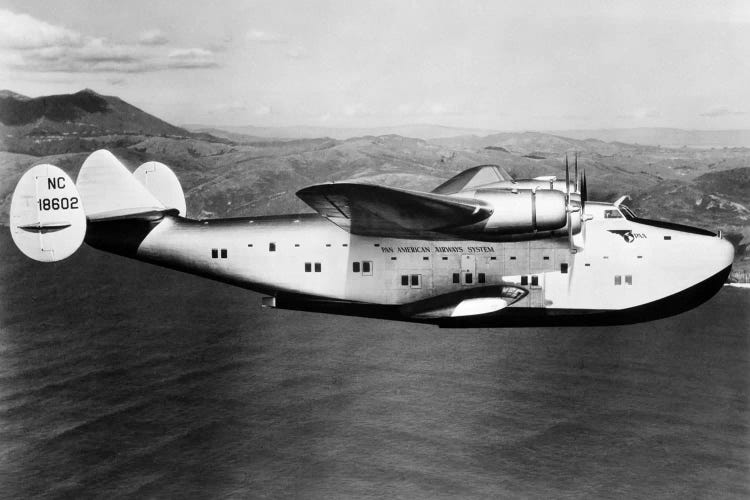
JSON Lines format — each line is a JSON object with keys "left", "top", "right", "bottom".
{"left": 8, "top": 149, "right": 733, "bottom": 327}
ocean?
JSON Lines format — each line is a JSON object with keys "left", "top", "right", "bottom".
{"left": 1, "top": 233, "right": 748, "bottom": 499}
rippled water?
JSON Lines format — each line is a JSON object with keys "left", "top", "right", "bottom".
{"left": 1, "top": 233, "right": 748, "bottom": 499}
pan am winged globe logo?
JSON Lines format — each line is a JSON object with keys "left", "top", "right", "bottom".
{"left": 608, "top": 230, "right": 635, "bottom": 243}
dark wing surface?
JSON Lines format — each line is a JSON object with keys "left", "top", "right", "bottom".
{"left": 296, "top": 182, "right": 492, "bottom": 238}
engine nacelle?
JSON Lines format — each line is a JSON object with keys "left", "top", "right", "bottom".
{"left": 463, "top": 188, "right": 570, "bottom": 234}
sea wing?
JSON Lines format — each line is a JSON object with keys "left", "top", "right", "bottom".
{"left": 296, "top": 182, "right": 492, "bottom": 237}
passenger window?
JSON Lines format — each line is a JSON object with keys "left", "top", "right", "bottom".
{"left": 269, "top": 242, "right": 276, "bottom": 252}
{"left": 604, "top": 210, "right": 623, "bottom": 219}
{"left": 401, "top": 275, "right": 409, "bottom": 286}
{"left": 478, "top": 273, "right": 486, "bottom": 284}
{"left": 362, "top": 261, "right": 372, "bottom": 275}
{"left": 453, "top": 273, "right": 460, "bottom": 283}
{"left": 531, "top": 275, "right": 539, "bottom": 286}
{"left": 521, "top": 276, "right": 528, "bottom": 286}
{"left": 305, "top": 262, "right": 311, "bottom": 272}
{"left": 614, "top": 275, "right": 622, "bottom": 285}
{"left": 353, "top": 262, "right": 360, "bottom": 273}
{"left": 465, "top": 273, "right": 473, "bottom": 284}
{"left": 561, "top": 263, "right": 568, "bottom": 274}
{"left": 220, "top": 249, "right": 227, "bottom": 258}
{"left": 314, "top": 263, "right": 321, "bottom": 272}
{"left": 410, "top": 274, "right": 421, "bottom": 288}
{"left": 625, "top": 275, "right": 632, "bottom": 285}
{"left": 211, "top": 249, "right": 218, "bottom": 258}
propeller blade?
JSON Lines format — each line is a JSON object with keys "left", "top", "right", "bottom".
{"left": 565, "top": 154, "right": 574, "bottom": 252}
{"left": 581, "top": 170, "right": 587, "bottom": 212}
{"left": 574, "top": 152, "right": 579, "bottom": 192}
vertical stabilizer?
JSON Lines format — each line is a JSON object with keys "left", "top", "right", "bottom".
{"left": 9, "top": 164, "right": 86, "bottom": 262}
{"left": 133, "top": 161, "right": 186, "bottom": 216}
{"left": 76, "top": 149, "right": 164, "bottom": 220}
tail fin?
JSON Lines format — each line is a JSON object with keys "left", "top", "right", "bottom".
{"left": 9, "top": 164, "right": 86, "bottom": 261}
{"left": 76, "top": 149, "right": 165, "bottom": 221}
{"left": 133, "top": 161, "right": 186, "bottom": 216}
{"left": 9, "top": 149, "right": 185, "bottom": 262}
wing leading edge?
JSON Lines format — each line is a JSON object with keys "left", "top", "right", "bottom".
{"left": 296, "top": 182, "right": 493, "bottom": 238}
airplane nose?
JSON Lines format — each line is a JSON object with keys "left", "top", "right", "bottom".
{"left": 717, "top": 236, "right": 735, "bottom": 269}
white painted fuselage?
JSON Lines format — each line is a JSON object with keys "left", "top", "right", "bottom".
{"left": 120, "top": 201, "right": 733, "bottom": 323}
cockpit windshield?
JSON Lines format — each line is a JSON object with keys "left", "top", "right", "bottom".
{"left": 619, "top": 204, "right": 637, "bottom": 220}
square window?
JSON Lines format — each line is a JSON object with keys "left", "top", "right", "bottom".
{"left": 363, "top": 261, "right": 372, "bottom": 275}
{"left": 561, "top": 263, "right": 569, "bottom": 274}
{"left": 521, "top": 276, "right": 528, "bottom": 286}
{"left": 453, "top": 273, "right": 460, "bottom": 283}
{"left": 423, "top": 256, "right": 429, "bottom": 261}
{"left": 531, "top": 275, "right": 539, "bottom": 286}
{"left": 325, "top": 244, "right": 331, "bottom": 247}
{"left": 247, "top": 244, "right": 253, "bottom": 247}
{"left": 211, "top": 249, "right": 218, "bottom": 258}
{"left": 615, "top": 275, "right": 622, "bottom": 285}
{"left": 625, "top": 275, "right": 632, "bottom": 285}
{"left": 410, "top": 274, "right": 421, "bottom": 288}
{"left": 543, "top": 256, "right": 550, "bottom": 260}
{"left": 294, "top": 244, "right": 300, "bottom": 247}
{"left": 510, "top": 256, "right": 516, "bottom": 260}
{"left": 269, "top": 242, "right": 276, "bottom": 252}
{"left": 314, "top": 263, "right": 321, "bottom": 272}
{"left": 391, "top": 257, "right": 397, "bottom": 260}
{"left": 442, "top": 256, "right": 448, "bottom": 260}
{"left": 465, "top": 273, "right": 473, "bottom": 284}
{"left": 490, "top": 256, "right": 497, "bottom": 260}
{"left": 478, "top": 273, "right": 486, "bottom": 283}
{"left": 353, "top": 262, "right": 360, "bottom": 273}
{"left": 305, "top": 262, "right": 312, "bottom": 272}
{"left": 401, "top": 275, "right": 409, "bottom": 286}
{"left": 664, "top": 235, "right": 671, "bottom": 240}
{"left": 220, "top": 249, "right": 227, "bottom": 258}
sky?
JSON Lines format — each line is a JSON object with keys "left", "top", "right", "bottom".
{"left": 1, "top": 0, "right": 749, "bottom": 131}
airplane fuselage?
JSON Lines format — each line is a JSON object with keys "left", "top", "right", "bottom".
{"left": 85, "top": 202, "right": 734, "bottom": 327}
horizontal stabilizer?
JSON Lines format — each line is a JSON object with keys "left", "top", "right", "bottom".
{"left": 9, "top": 164, "right": 86, "bottom": 261}
{"left": 76, "top": 150, "right": 165, "bottom": 220}
{"left": 296, "top": 182, "right": 492, "bottom": 237}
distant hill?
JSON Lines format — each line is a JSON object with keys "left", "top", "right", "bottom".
{"left": 429, "top": 131, "right": 650, "bottom": 156}
{"left": 183, "top": 123, "right": 501, "bottom": 141}
{"left": 0, "top": 89, "right": 224, "bottom": 154}
{"left": 544, "top": 128, "right": 750, "bottom": 148}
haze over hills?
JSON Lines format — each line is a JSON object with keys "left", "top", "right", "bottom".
{"left": 186, "top": 122, "right": 750, "bottom": 148}
{"left": 544, "top": 128, "right": 750, "bottom": 148}
{"left": 1, "top": 89, "right": 749, "bottom": 272}
{"left": 183, "top": 123, "right": 502, "bottom": 141}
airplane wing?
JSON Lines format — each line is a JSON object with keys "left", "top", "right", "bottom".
{"left": 296, "top": 182, "right": 493, "bottom": 237}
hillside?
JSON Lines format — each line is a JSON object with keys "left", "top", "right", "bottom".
{"left": 0, "top": 89, "right": 224, "bottom": 155}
